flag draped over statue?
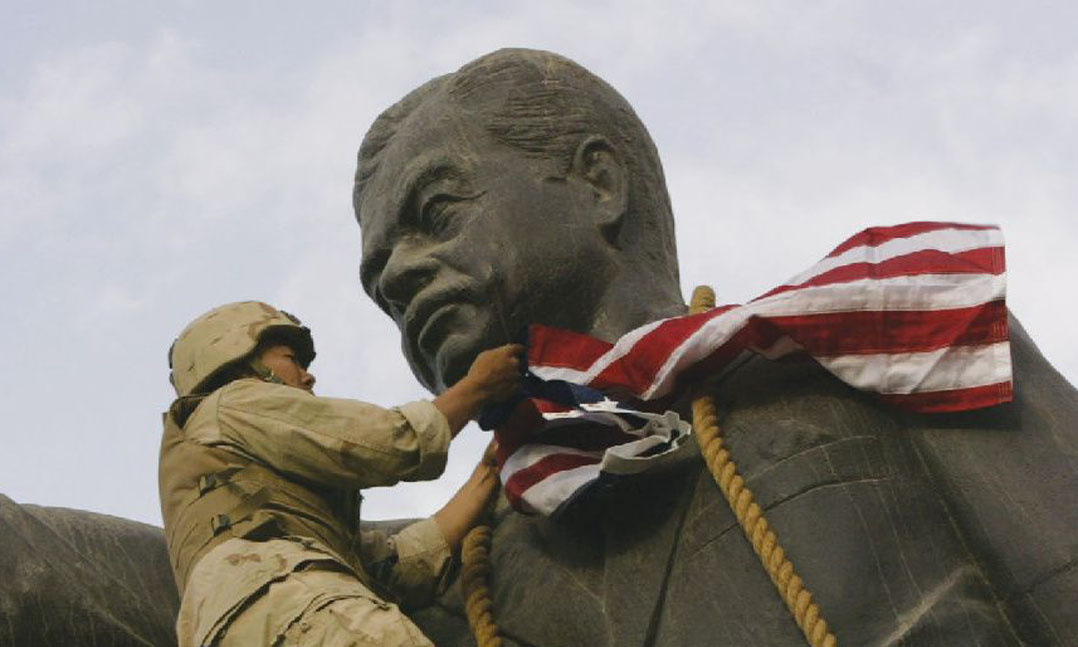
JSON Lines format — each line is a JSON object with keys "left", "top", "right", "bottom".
{"left": 483, "top": 222, "right": 1010, "bottom": 516}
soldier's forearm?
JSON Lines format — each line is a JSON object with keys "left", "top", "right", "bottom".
{"left": 431, "top": 379, "right": 485, "bottom": 437}
{"left": 432, "top": 458, "right": 499, "bottom": 553}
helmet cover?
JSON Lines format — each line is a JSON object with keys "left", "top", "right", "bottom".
{"left": 169, "top": 301, "right": 315, "bottom": 397}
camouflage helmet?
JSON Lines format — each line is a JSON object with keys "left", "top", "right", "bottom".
{"left": 169, "top": 301, "right": 315, "bottom": 397}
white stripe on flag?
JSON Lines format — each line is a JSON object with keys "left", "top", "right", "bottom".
{"left": 530, "top": 317, "right": 670, "bottom": 384}
{"left": 749, "top": 273, "right": 1007, "bottom": 316}
{"left": 783, "top": 227, "right": 1004, "bottom": 287}
{"left": 531, "top": 273, "right": 1006, "bottom": 396}
{"left": 816, "top": 340, "right": 1012, "bottom": 395}
{"left": 519, "top": 464, "right": 601, "bottom": 516}
{"left": 641, "top": 273, "right": 1007, "bottom": 399}
{"left": 501, "top": 443, "right": 601, "bottom": 476}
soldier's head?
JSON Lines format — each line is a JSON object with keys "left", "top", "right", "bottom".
{"left": 169, "top": 301, "right": 317, "bottom": 398}
{"left": 355, "top": 48, "right": 684, "bottom": 393}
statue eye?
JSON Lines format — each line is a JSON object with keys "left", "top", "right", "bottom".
{"left": 419, "top": 190, "right": 484, "bottom": 236}
{"left": 420, "top": 195, "right": 458, "bottom": 235}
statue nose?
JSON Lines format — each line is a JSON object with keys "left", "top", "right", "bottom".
{"left": 379, "top": 245, "right": 439, "bottom": 316}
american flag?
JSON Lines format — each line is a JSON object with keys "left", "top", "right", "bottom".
{"left": 485, "top": 222, "right": 1011, "bottom": 516}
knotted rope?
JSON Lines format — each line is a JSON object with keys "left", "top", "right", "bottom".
{"left": 689, "top": 285, "right": 837, "bottom": 647}
{"left": 461, "top": 520, "right": 502, "bottom": 646}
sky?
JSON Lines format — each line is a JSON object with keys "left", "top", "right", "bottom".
{"left": 2, "top": 1, "right": 1075, "bottom": 527}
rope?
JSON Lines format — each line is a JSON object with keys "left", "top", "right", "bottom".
{"left": 689, "top": 285, "right": 837, "bottom": 647}
{"left": 461, "top": 524, "right": 502, "bottom": 647}
{"left": 459, "top": 285, "right": 836, "bottom": 647}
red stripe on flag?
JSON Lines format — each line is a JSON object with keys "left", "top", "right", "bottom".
{"left": 600, "top": 319, "right": 765, "bottom": 397}
{"left": 528, "top": 325, "right": 611, "bottom": 370}
{"left": 757, "top": 247, "right": 1004, "bottom": 301}
{"left": 494, "top": 400, "right": 546, "bottom": 465}
{"left": 503, "top": 453, "right": 600, "bottom": 507}
{"left": 878, "top": 380, "right": 1013, "bottom": 412}
{"left": 827, "top": 222, "right": 999, "bottom": 257}
{"left": 528, "top": 298, "right": 1009, "bottom": 403}
{"left": 674, "top": 323, "right": 772, "bottom": 387}
{"left": 535, "top": 312, "right": 762, "bottom": 397}
{"left": 532, "top": 399, "right": 575, "bottom": 414}
{"left": 584, "top": 305, "right": 737, "bottom": 395}
{"left": 765, "top": 300, "right": 1009, "bottom": 357}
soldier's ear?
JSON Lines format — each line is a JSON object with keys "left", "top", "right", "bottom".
{"left": 570, "top": 135, "right": 628, "bottom": 245}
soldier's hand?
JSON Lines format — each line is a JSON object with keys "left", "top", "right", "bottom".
{"left": 465, "top": 344, "right": 525, "bottom": 403}
{"left": 433, "top": 344, "right": 524, "bottom": 437}
{"left": 434, "top": 437, "right": 502, "bottom": 553}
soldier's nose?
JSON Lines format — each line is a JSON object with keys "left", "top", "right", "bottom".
{"left": 379, "top": 245, "right": 439, "bottom": 315}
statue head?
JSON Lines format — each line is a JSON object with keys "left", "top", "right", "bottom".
{"left": 355, "top": 48, "right": 685, "bottom": 392}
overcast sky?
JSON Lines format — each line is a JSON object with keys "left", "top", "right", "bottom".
{"left": 2, "top": 1, "right": 1075, "bottom": 527}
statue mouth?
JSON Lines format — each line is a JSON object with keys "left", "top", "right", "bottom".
{"left": 418, "top": 303, "right": 469, "bottom": 358}
{"left": 404, "top": 284, "right": 480, "bottom": 362}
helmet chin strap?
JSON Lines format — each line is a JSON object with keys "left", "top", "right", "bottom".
{"left": 248, "top": 358, "right": 284, "bottom": 385}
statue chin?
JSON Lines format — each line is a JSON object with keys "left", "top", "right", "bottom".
{"left": 426, "top": 303, "right": 515, "bottom": 393}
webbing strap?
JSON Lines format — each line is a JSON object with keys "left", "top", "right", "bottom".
{"left": 168, "top": 461, "right": 348, "bottom": 587}
{"left": 209, "top": 486, "right": 273, "bottom": 535}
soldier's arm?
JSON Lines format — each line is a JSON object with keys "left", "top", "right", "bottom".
{"left": 358, "top": 517, "right": 453, "bottom": 609}
{"left": 205, "top": 344, "right": 522, "bottom": 490}
{"left": 358, "top": 442, "right": 500, "bottom": 608}
{"left": 210, "top": 383, "right": 451, "bottom": 488}
{"left": 432, "top": 439, "right": 500, "bottom": 553}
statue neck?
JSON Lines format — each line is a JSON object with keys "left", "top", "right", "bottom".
{"left": 587, "top": 270, "right": 687, "bottom": 342}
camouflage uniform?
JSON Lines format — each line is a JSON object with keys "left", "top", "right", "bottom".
{"left": 161, "top": 379, "right": 452, "bottom": 647}
{"left": 161, "top": 303, "right": 453, "bottom": 646}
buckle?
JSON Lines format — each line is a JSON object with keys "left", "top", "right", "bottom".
{"left": 211, "top": 513, "right": 231, "bottom": 534}
{"left": 198, "top": 474, "right": 218, "bottom": 495}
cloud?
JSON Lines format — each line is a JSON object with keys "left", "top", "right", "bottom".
{"left": 2, "top": 42, "right": 143, "bottom": 159}
{"left": 1, "top": 3, "right": 1075, "bottom": 525}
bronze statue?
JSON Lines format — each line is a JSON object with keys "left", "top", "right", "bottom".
{"left": 355, "top": 48, "right": 1078, "bottom": 646}
{"left": 2, "top": 46, "right": 1075, "bottom": 647}
{"left": 0, "top": 494, "right": 178, "bottom": 646}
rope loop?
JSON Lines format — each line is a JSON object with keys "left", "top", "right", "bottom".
{"left": 690, "top": 285, "right": 837, "bottom": 647}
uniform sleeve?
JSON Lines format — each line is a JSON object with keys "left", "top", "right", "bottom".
{"left": 358, "top": 518, "right": 455, "bottom": 609}
{"left": 201, "top": 380, "right": 451, "bottom": 489}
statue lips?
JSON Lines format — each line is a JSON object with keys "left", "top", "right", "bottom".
{"left": 404, "top": 285, "right": 481, "bottom": 362}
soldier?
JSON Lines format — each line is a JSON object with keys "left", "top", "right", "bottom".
{"left": 160, "top": 301, "right": 522, "bottom": 646}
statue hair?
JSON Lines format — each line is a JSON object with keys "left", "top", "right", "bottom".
{"left": 355, "top": 48, "right": 679, "bottom": 286}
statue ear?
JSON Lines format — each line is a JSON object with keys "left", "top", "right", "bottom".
{"left": 570, "top": 135, "right": 628, "bottom": 244}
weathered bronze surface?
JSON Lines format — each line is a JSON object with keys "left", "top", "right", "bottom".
{"left": 355, "top": 49, "right": 1078, "bottom": 646}
{"left": 0, "top": 494, "right": 178, "bottom": 646}
{"left": 1, "top": 47, "right": 1075, "bottom": 647}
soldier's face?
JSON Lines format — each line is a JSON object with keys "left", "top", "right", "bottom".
{"left": 258, "top": 345, "right": 316, "bottom": 392}
{"left": 357, "top": 99, "right": 608, "bottom": 393}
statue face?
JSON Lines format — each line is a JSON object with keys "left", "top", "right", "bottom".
{"left": 358, "top": 97, "right": 610, "bottom": 392}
